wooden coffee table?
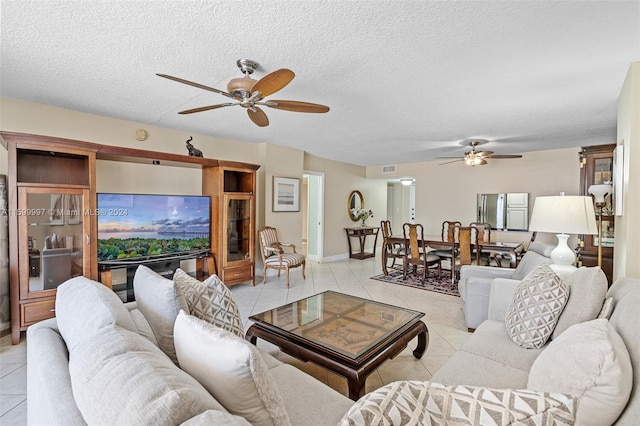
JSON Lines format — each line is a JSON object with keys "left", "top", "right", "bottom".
{"left": 246, "top": 291, "right": 428, "bottom": 400}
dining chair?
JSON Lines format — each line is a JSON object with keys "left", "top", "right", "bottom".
{"left": 402, "top": 223, "right": 441, "bottom": 281}
{"left": 452, "top": 225, "right": 480, "bottom": 281}
{"left": 430, "top": 220, "right": 461, "bottom": 264}
{"left": 469, "top": 222, "right": 492, "bottom": 265}
{"left": 380, "top": 220, "right": 404, "bottom": 275}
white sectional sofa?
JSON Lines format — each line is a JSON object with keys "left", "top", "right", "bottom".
{"left": 433, "top": 273, "right": 639, "bottom": 425}
{"left": 27, "top": 266, "right": 639, "bottom": 425}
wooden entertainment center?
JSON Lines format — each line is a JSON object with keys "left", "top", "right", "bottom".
{"left": 1, "top": 131, "right": 259, "bottom": 344}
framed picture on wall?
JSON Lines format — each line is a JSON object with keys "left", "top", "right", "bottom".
{"left": 273, "top": 176, "right": 300, "bottom": 212}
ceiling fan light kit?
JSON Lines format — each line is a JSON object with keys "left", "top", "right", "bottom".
{"left": 157, "top": 59, "right": 329, "bottom": 127}
{"left": 438, "top": 140, "right": 522, "bottom": 166}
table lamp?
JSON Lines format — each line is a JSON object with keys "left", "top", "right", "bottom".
{"left": 588, "top": 184, "right": 613, "bottom": 267}
{"left": 528, "top": 195, "right": 597, "bottom": 280}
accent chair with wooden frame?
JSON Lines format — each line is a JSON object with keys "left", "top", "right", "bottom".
{"left": 402, "top": 223, "right": 441, "bottom": 281}
{"left": 258, "top": 226, "right": 306, "bottom": 287}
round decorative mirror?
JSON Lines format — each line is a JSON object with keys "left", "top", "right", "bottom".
{"left": 348, "top": 190, "right": 364, "bottom": 221}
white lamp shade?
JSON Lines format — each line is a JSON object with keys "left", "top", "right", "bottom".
{"left": 588, "top": 184, "right": 613, "bottom": 204}
{"left": 529, "top": 196, "right": 598, "bottom": 235}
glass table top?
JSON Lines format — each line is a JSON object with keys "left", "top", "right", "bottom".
{"left": 249, "top": 291, "right": 424, "bottom": 360}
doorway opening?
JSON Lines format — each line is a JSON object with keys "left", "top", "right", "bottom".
{"left": 302, "top": 172, "right": 324, "bottom": 262}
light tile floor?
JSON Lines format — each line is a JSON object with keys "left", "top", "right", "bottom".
{"left": 0, "top": 256, "right": 470, "bottom": 425}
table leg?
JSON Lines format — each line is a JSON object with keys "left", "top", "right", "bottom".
{"left": 346, "top": 370, "right": 366, "bottom": 400}
{"left": 245, "top": 325, "right": 258, "bottom": 345}
{"left": 412, "top": 322, "right": 429, "bottom": 358}
{"left": 381, "top": 244, "right": 389, "bottom": 275}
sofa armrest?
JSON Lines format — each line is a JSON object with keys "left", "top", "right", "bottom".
{"left": 27, "top": 319, "right": 87, "bottom": 425}
{"left": 460, "top": 265, "right": 515, "bottom": 281}
{"left": 487, "top": 278, "right": 520, "bottom": 321}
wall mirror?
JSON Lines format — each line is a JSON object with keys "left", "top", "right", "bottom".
{"left": 348, "top": 190, "right": 364, "bottom": 221}
{"left": 477, "top": 192, "right": 529, "bottom": 231}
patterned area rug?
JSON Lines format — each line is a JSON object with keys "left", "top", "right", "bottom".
{"left": 370, "top": 268, "right": 459, "bottom": 297}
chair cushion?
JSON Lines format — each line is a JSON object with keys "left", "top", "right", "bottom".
{"left": 174, "top": 311, "right": 291, "bottom": 426}
{"left": 528, "top": 319, "right": 633, "bottom": 426}
{"left": 133, "top": 265, "right": 189, "bottom": 364}
{"left": 551, "top": 266, "right": 607, "bottom": 339}
{"left": 264, "top": 253, "right": 305, "bottom": 266}
{"left": 339, "top": 381, "right": 576, "bottom": 426}
{"left": 174, "top": 268, "right": 244, "bottom": 338}
{"left": 505, "top": 265, "right": 569, "bottom": 349}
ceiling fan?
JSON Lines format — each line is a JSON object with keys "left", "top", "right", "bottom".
{"left": 438, "top": 141, "right": 523, "bottom": 166}
{"left": 157, "top": 59, "right": 330, "bottom": 127}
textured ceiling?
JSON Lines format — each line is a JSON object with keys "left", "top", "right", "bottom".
{"left": 1, "top": 1, "right": 639, "bottom": 166}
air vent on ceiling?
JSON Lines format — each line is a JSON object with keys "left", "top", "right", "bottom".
{"left": 382, "top": 165, "right": 397, "bottom": 174}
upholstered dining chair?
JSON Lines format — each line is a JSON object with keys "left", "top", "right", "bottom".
{"left": 402, "top": 223, "right": 441, "bottom": 281}
{"left": 257, "top": 226, "right": 306, "bottom": 287}
{"left": 380, "top": 220, "right": 405, "bottom": 275}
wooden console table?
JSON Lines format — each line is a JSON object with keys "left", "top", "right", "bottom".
{"left": 345, "top": 226, "right": 380, "bottom": 259}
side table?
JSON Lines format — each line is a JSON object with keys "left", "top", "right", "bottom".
{"left": 344, "top": 226, "right": 380, "bottom": 259}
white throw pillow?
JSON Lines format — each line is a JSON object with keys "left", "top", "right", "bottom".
{"left": 133, "top": 265, "right": 189, "bottom": 364}
{"left": 56, "top": 276, "right": 138, "bottom": 351}
{"left": 173, "top": 268, "right": 244, "bottom": 337}
{"left": 528, "top": 319, "right": 633, "bottom": 426}
{"left": 174, "top": 311, "right": 291, "bottom": 426}
{"left": 551, "top": 266, "right": 607, "bottom": 339}
{"left": 505, "top": 265, "right": 569, "bottom": 348}
{"left": 339, "top": 380, "right": 576, "bottom": 425}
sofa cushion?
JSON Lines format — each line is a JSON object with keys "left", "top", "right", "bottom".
{"left": 174, "top": 311, "right": 291, "bottom": 426}
{"left": 431, "top": 350, "right": 530, "bottom": 389}
{"left": 173, "top": 268, "right": 244, "bottom": 338}
{"left": 269, "top": 364, "right": 354, "bottom": 426}
{"left": 134, "top": 265, "right": 189, "bottom": 363}
{"left": 551, "top": 266, "right": 607, "bottom": 339}
{"left": 460, "top": 320, "right": 545, "bottom": 372}
{"left": 181, "top": 409, "right": 251, "bottom": 425}
{"left": 55, "top": 276, "right": 138, "bottom": 351}
{"left": 505, "top": 265, "right": 569, "bottom": 349}
{"left": 598, "top": 297, "right": 614, "bottom": 319}
{"left": 528, "top": 319, "right": 633, "bottom": 426}
{"left": 339, "top": 381, "right": 576, "bottom": 426}
{"left": 68, "top": 323, "right": 224, "bottom": 425}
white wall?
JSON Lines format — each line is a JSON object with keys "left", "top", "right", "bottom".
{"left": 614, "top": 61, "right": 640, "bottom": 280}
{"left": 366, "top": 148, "right": 584, "bottom": 247}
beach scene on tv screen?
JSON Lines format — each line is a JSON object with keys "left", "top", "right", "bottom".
{"left": 97, "top": 194, "right": 210, "bottom": 261}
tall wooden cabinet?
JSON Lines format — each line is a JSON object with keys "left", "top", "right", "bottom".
{"left": 578, "top": 144, "right": 616, "bottom": 285}
{"left": 2, "top": 133, "right": 99, "bottom": 344}
{"left": 1, "top": 132, "right": 259, "bottom": 343}
{"left": 203, "top": 165, "right": 257, "bottom": 286}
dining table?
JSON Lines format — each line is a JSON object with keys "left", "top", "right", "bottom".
{"left": 381, "top": 235, "right": 524, "bottom": 284}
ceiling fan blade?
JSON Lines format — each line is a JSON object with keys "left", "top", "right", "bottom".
{"left": 178, "top": 103, "right": 236, "bottom": 114}
{"left": 251, "top": 69, "right": 295, "bottom": 98}
{"left": 487, "top": 154, "right": 523, "bottom": 159}
{"left": 265, "top": 100, "right": 330, "bottom": 113}
{"left": 436, "top": 156, "right": 465, "bottom": 159}
{"left": 156, "top": 73, "right": 236, "bottom": 99}
{"left": 478, "top": 159, "right": 488, "bottom": 165}
{"left": 476, "top": 151, "right": 494, "bottom": 157}
{"left": 439, "top": 159, "right": 465, "bottom": 165}
{"left": 247, "top": 107, "right": 269, "bottom": 127}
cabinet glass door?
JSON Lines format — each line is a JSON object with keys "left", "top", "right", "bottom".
{"left": 20, "top": 187, "right": 90, "bottom": 295}
{"left": 225, "top": 195, "right": 252, "bottom": 265}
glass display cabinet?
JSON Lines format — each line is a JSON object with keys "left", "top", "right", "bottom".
{"left": 578, "top": 144, "right": 616, "bottom": 285}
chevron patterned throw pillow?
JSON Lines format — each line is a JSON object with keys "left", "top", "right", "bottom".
{"left": 505, "top": 265, "right": 569, "bottom": 349}
{"left": 174, "top": 269, "right": 244, "bottom": 338}
{"left": 339, "top": 381, "right": 576, "bottom": 425}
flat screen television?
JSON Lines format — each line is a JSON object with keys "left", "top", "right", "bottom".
{"left": 97, "top": 193, "right": 211, "bottom": 263}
